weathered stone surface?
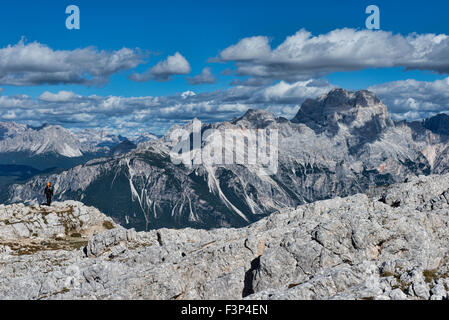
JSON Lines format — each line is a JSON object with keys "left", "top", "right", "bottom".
{"left": 2, "top": 174, "right": 449, "bottom": 300}
{"left": 0, "top": 201, "right": 113, "bottom": 241}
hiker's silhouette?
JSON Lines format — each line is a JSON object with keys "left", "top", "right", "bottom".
{"left": 44, "top": 182, "right": 54, "bottom": 206}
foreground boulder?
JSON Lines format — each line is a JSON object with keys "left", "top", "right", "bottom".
{"left": 1, "top": 174, "right": 449, "bottom": 300}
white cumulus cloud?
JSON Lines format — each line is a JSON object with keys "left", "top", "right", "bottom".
{"left": 130, "top": 52, "right": 191, "bottom": 82}
{"left": 216, "top": 28, "right": 449, "bottom": 83}
{"left": 39, "top": 90, "right": 79, "bottom": 102}
{"left": 369, "top": 77, "right": 449, "bottom": 120}
{"left": 0, "top": 39, "right": 145, "bottom": 86}
{"left": 187, "top": 67, "right": 216, "bottom": 85}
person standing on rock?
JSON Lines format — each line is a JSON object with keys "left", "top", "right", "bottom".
{"left": 44, "top": 182, "right": 54, "bottom": 206}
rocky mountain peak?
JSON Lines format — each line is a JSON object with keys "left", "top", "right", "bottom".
{"left": 110, "top": 140, "right": 137, "bottom": 156}
{"left": 231, "top": 108, "right": 277, "bottom": 128}
{"left": 0, "top": 123, "right": 84, "bottom": 158}
{"left": 0, "top": 122, "right": 27, "bottom": 139}
{"left": 0, "top": 121, "right": 130, "bottom": 161}
{"left": 292, "top": 88, "right": 393, "bottom": 135}
{"left": 322, "top": 88, "right": 381, "bottom": 108}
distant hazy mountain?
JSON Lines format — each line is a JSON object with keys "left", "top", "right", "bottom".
{"left": 0, "top": 123, "right": 131, "bottom": 171}
{"left": 132, "top": 133, "right": 160, "bottom": 145}
{"left": 8, "top": 88, "right": 449, "bottom": 231}
{"left": 0, "top": 123, "right": 84, "bottom": 157}
{"left": 72, "top": 128, "right": 128, "bottom": 150}
{"left": 110, "top": 140, "right": 137, "bottom": 156}
{"left": 422, "top": 113, "right": 449, "bottom": 136}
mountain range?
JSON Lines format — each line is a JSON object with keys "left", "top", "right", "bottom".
{"left": 3, "top": 88, "right": 449, "bottom": 231}
{"left": 0, "top": 123, "right": 158, "bottom": 187}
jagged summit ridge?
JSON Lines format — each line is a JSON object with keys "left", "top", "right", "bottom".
{"left": 0, "top": 123, "right": 84, "bottom": 157}
{"left": 0, "top": 122, "right": 142, "bottom": 159}
{"left": 231, "top": 108, "right": 277, "bottom": 127}
{"left": 292, "top": 88, "right": 394, "bottom": 134}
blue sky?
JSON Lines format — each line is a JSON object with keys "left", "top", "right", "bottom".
{"left": 0, "top": 0, "right": 449, "bottom": 135}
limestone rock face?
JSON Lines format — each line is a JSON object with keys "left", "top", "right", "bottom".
{"left": 1, "top": 175, "right": 449, "bottom": 300}
{"left": 0, "top": 201, "right": 113, "bottom": 241}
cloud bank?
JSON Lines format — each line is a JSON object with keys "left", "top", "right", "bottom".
{"left": 1, "top": 77, "right": 449, "bottom": 135}
{"left": 187, "top": 67, "right": 216, "bottom": 85}
{"left": 217, "top": 28, "right": 449, "bottom": 82}
{"left": 0, "top": 39, "right": 145, "bottom": 86}
{"left": 369, "top": 77, "right": 449, "bottom": 120}
{"left": 0, "top": 79, "right": 334, "bottom": 135}
{"left": 2, "top": 28, "right": 449, "bottom": 134}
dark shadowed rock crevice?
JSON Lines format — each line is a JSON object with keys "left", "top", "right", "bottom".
{"left": 242, "top": 256, "right": 261, "bottom": 298}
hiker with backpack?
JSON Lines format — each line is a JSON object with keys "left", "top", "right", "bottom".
{"left": 44, "top": 182, "right": 54, "bottom": 206}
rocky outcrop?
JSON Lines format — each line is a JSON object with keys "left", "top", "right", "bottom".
{"left": 0, "top": 201, "right": 116, "bottom": 258}
{"left": 1, "top": 174, "right": 449, "bottom": 300}
{"left": 0, "top": 201, "right": 113, "bottom": 241}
